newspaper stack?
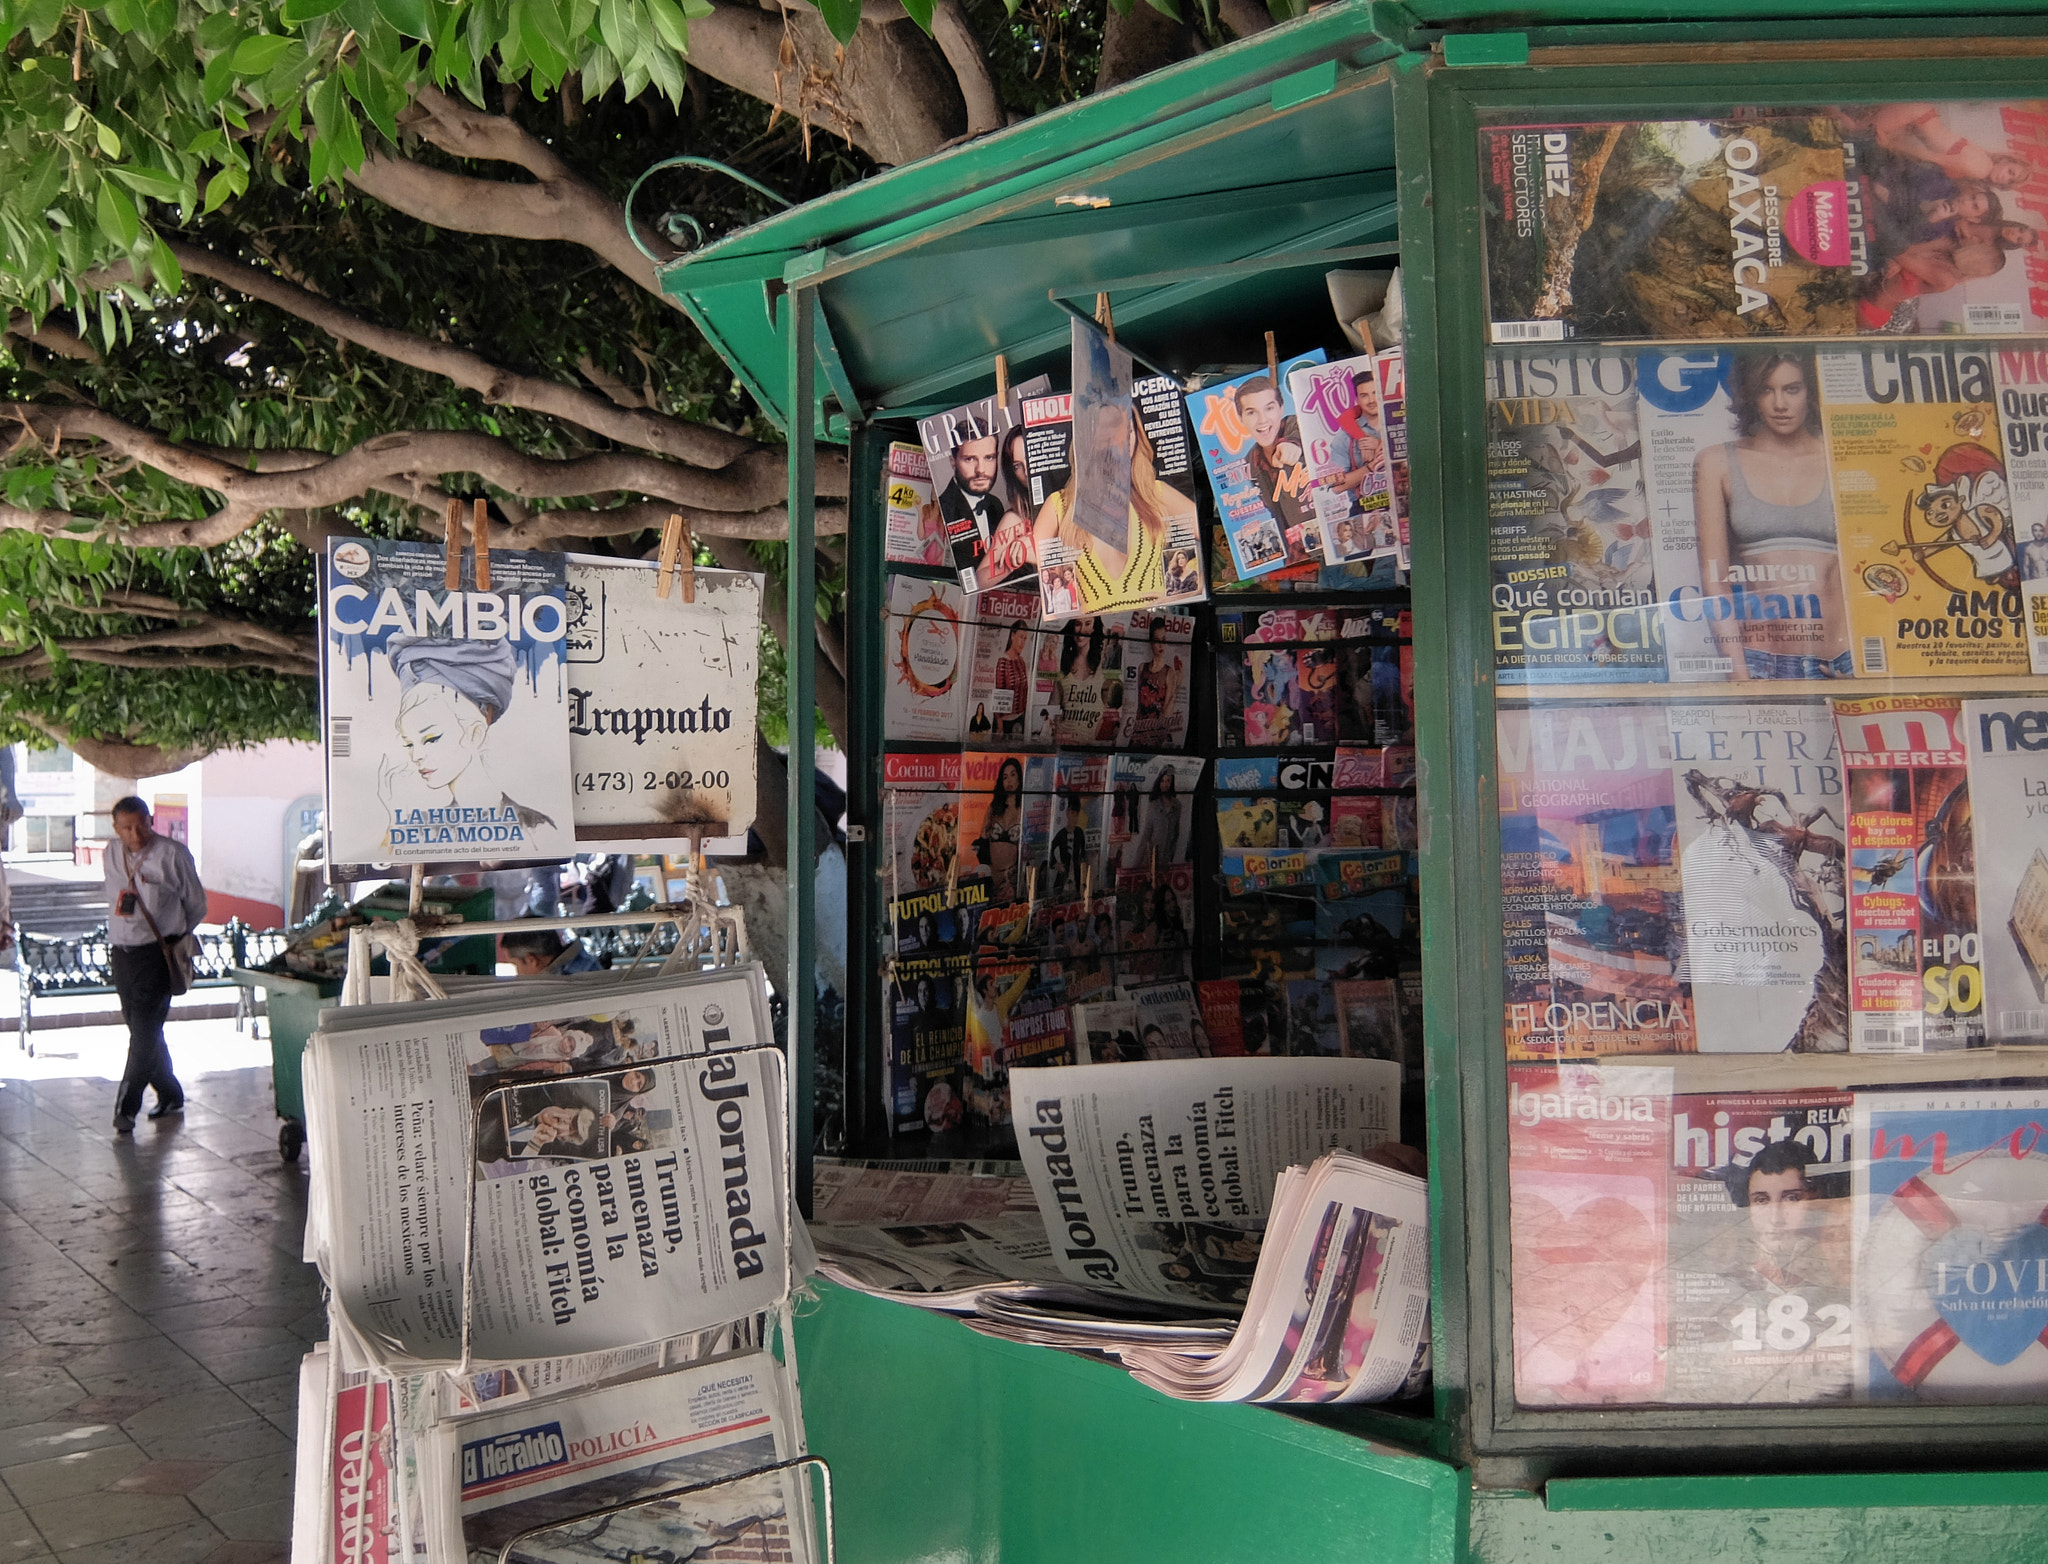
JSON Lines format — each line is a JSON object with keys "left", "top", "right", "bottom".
{"left": 807, "top": 1056, "right": 1433, "bottom": 1404}
{"left": 292, "top": 962, "right": 824, "bottom": 1561}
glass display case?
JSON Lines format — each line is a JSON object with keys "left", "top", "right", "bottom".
{"left": 1406, "top": 40, "right": 2048, "bottom": 1470}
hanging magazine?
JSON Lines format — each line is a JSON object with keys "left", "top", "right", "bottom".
{"left": 1189, "top": 350, "right": 1329, "bottom": 581}
{"left": 1288, "top": 354, "right": 1399, "bottom": 565}
{"left": 917, "top": 377, "right": 1050, "bottom": 595}
{"left": 1961, "top": 696, "right": 2048, "bottom": 1043}
{"left": 322, "top": 538, "right": 576, "bottom": 866}
{"left": 1030, "top": 324, "right": 1208, "bottom": 618}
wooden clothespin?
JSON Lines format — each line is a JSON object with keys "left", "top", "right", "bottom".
{"left": 1095, "top": 292, "right": 1115, "bottom": 344}
{"left": 656, "top": 512, "right": 693, "bottom": 602}
{"left": 1151, "top": 848, "right": 1159, "bottom": 890}
{"left": 444, "top": 498, "right": 463, "bottom": 588}
{"left": 994, "top": 353, "right": 1010, "bottom": 406}
{"left": 1026, "top": 865, "right": 1037, "bottom": 916}
{"left": 946, "top": 844, "right": 960, "bottom": 906}
{"left": 1265, "top": 330, "right": 1279, "bottom": 387}
{"left": 407, "top": 861, "right": 426, "bottom": 918}
{"left": 471, "top": 498, "right": 491, "bottom": 590}
{"left": 1082, "top": 861, "right": 1092, "bottom": 908}
{"left": 1353, "top": 315, "right": 1377, "bottom": 356}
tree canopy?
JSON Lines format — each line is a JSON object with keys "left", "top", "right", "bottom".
{"left": 0, "top": 0, "right": 1276, "bottom": 775}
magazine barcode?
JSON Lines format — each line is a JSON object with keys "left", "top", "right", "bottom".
{"left": 1861, "top": 637, "right": 1887, "bottom": 675}
{"left": 2000, "top": 1009, "right": 2048, "bottom": 1037}
{"left": 1492, "top": 320, "right": 1566, "bottom": 344}
{"left": 1856, "top": 1021, "right": 1908, "bottom": 1051}
{"left": 330, "top": 718, "right": 351, "bottom": 759}
{"left": 1670, "top": 656, "right": 1734, "bottom": 677}
{"left": 1966, "top": 303, "right": 2025, "bottom": 332}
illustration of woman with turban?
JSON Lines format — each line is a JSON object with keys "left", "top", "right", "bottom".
{"left": 379, "top": 634, "right": 557, "bottom": 846}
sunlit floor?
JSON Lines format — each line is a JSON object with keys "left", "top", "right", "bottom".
{"left": 0, "top": 1010, "right": 316, "bottom": 1564}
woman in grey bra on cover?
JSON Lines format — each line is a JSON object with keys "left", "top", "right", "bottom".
{"left": 1692, "top": 351, "right": 1852, "bottom": 681}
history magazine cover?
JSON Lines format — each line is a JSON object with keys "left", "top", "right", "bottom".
{"left": 1480, "top": 116, "right": 1859, "bottom": 343}
{"left": 1818, "top": 343, "right": 2027, "bottom": 678}
{"left": 1485, "top": 355, "right": 1666, "bottom": 684}
{"left": 1854, "top": 1087, "right": 2048, "bottom": 1400}
{"left": 1509, "top": 1062, "right": 1673, "bottom": 1405}
{"left": 1666, "top": 1088, "right": 1854, "bottom": 1404}
{"left": 322, "top": 538, "right": 575, "bottom": 866}
{"left": 1665, "top": 701, "right": 1849, "bottom": 1054}
{"left": 1497, "top": 703, "right": 1693, "bottom": 1060}
{"left": 1962, "top": 697, "right": 2048, "bottom": 1044}
{"left": 1834, "top": 695, "right": 1983, "bottom": 1053}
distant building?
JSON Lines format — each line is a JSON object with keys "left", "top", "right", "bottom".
{"left": 7, "top": 740, "right": 323, "bottom": 930}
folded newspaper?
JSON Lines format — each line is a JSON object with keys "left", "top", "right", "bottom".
{"left": 806, "top": 1057, "right": 1431, "bottom": 1403}
{"left": 302, "top": 965, "right": 804, "bottom": 1371}
{"left": 294, "top": 1319, "right": 815, "bottom": 1564}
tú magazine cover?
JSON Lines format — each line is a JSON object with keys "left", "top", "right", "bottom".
{"left": 322, "top": 538, "right": 575, "bottom": 866}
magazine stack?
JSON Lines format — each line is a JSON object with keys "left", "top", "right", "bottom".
{"left": 1477, "top": 100, "right": 2048, "bottom": 1409}
{"left": 852, "top": 273, "right": 1435, "bottom": 1405}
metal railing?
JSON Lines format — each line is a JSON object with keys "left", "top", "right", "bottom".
{"left": 14, "top": 919, "right": 289, "bottom": 1040}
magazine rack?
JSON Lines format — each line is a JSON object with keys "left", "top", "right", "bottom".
{"left": 661, "top": 3, "right": 2048, "bottom": 1559}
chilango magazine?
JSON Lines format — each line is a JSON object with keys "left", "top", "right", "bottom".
{"left": 323, "top": 538, "right": 576, "bottom": 866}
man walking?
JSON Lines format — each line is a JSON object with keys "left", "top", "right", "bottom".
{"left": 104, "top": 797, "right": 207, "bottom": 1134}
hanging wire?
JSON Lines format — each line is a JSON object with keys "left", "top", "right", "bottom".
{"left": 624, "top": 156, "right": 797, "bottom": 262}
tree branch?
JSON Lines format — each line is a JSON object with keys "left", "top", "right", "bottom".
{"left": 1215, "top": 0, "right": 1277, "bottom": 38}
{"left": 4, "top": 312, "right": 100, "bottom": 363}
{"left": 166, "top": 238, "right": 772, "bottom": 475}
{"left": 0, "top": 401, "right": 825, "bottom": 548}
{"left": 345, "top": 87, "right": 672, "bottom": 301}
{"left": 930, "top": 0, "right": 1005, "bottom": 137}
{"left": 5, "top": 711, "right": 208, "bottom": 781}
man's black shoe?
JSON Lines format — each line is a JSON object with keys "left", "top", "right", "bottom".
{"left": 113, "top": 1114, "right": 136, "bottom": 1134}
{"left": 147, "top": 1099, "right": 184, "bottom": 1120}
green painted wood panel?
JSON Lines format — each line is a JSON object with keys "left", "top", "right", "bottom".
{"left": 792, "top": 1280, "right": 1465, "bottom": 1564}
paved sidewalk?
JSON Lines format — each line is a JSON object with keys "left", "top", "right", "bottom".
{"left": 0, "top": 1016, "right": 317, "bottom": 1564}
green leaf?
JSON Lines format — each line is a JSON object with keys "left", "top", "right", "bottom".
{"left": 195, "top": 9, "right": 245, "bottom": 49}
{"left": 897, "top": 0, "right": 934, "bottom": 30}
{"left": 147, "top": 234, "right": 181, "bottom": 293}
{"left": 95, "top": 121, "right": 123, "bottom": 159}
{"left": 370, "top": 0, "right": 431, "bottom": 38}
{"left": 1143, "top": 0, "right": 1181, "bottom": 18}
{"left": 281, "top": 0, "right": 349, "bottom": 19}
{"left": 810, "top": 0, "right": 860, "bottom": 45}
{"left": 95, "top": 180, "right": 140, "bottom": 250}
{"left": 110, "top": 165, "right": 185, "bottom": 201}
{"left": 230, "top": 34, "right": 295, "bottom": 75}
{"left": 200, "top": 169, "right": 238, "bottom": 214}
{"left": 640, "top": 0, "right": 690, "bottom": 52}
{"left": 201, "top": 46, "right": 241, "bottom": 105}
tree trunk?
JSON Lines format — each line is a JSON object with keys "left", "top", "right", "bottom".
{"left": 1096, "top": 1, "right": 1199, "bottom": 92}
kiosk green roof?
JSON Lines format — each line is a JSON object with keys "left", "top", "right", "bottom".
{"left": 659, "top": 3, "right": 1403, "bottom": 429}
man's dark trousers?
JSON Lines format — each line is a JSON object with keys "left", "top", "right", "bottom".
{"left": 112, "top": 941, "right": 182, "bottom": 1119}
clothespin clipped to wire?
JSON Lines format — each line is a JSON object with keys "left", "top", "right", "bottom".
{"left": 1082, "top": 861, "right": 1093, "bottom": 909}
{"left": 995, "top": 353, "right": 1010, "bottom": 407}
{"left": 946, "top": 840, "right": 960, "bottom": 906}
{"left": 1026, "top": 865, "right": 1037, "bottom": 916}
{"left": 1353, "top": 315, "right": 1377, "bottom": 356}
{"left": 1265, "top": 330, "right": 1279, "bottom": 388}
{"left": 1095, "top": 292, "right": 1116, "bottom": 344}
{"left": 444, "top": 498, "right": 463, "bottom": 588}
{"left": 471, "top": 498, "right": 491, "bottom": 590}
{"left": 657, "top": 512, "right": 693, "bottom": 602}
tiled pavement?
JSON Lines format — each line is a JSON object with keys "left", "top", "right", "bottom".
{"left": 0, "top": 1018, "right": 317, "bottom": 1564}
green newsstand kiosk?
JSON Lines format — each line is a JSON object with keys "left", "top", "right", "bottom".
{"left": 664, "top": 6, "right": 2048, "bottom": 1558}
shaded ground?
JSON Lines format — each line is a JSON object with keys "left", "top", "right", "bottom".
{"left": 0, "top": 1014, "right": 316, "bottom": 1564}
